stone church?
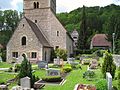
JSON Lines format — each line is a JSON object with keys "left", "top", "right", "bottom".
{"left": 7, "top": 0, "right": 73, "bottom": 63}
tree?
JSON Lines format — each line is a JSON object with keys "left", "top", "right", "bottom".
{"left": 102, "top": 51, "right": 116, "bottom": 78}
{"left": 55, "top": 48, "right": 67, "bottom": 61}
{"left": 118, "top": 67, "right": 120, "bottom": 89}
{"left": 18, "top": 54, "right": 35, "bottom": 88}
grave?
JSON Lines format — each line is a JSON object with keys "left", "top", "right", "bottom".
{"left": 106, "top": 72, "right": 112, "bottom": 90}
{"left": 67, "top": 58, "right": 75, "bottom": 64}
{"left": 38, "top": 61, "right": 48, "bottom": 69}
{"left": 54, "top": 58, "right": 63, "bottom": 65}
{"left": 46, "top": 69, "right": 61, "bottom": 76}
{"left": 20, "top": 77, "right": 31, "bottom": 89}
{"left": 0, "top": 85, "right": 8, "bottom": 90}
{"left": 0, "top": 56, "right": 2, "bottom": 62}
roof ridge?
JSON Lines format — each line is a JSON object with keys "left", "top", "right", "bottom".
{"left": 25, "top": 17, "right": 51, "bottom": 47}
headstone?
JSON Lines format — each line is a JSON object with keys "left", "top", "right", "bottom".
{"left": 54, "top": 58, "right": 63, "bottom": 65}
{"left": 0, "top": 56, "right": 2, "bottom": 62}
{"left": 67, "top": 58, "right": 75, "bottom": 64}
{"left": 46, "top": 69, "right": 61, "bottom": 76}
{"left": 12, "top": 86, "right": 22, "bottom": 90}
{"left": 20, "top": 77, "right": 31, "bottom": 89}
{"left": 0, "top": 85, "right": 8, "bottom": 90}
{"left": 38, "top": 61, "right": 48, "bottom": 69}
{"left": 106, "top": 72, "right": 112, "bottom": 90}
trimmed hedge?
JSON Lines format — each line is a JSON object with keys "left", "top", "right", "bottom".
{"left": 42, "top": 76, "right": 62, "bottom": 82}
{"left": 63, "top": 66, "right": 72, "bottom": 73}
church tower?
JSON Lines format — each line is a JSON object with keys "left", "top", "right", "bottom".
{"left": 23, "top": 0, "right": 56, "bottom": 16}
{"left": 23, "top": 0, "right": 56, "bottom": 41}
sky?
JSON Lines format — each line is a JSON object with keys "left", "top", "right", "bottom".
{"left": 0, "top": 0, "right": 120, "bottom": 13}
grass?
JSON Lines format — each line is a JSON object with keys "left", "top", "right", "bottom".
{"left": 0, "top": 72, "right": 15, "bottom": 83}
{"left": 0, "top": 58, "right": 119, "bottom": 90}
{"left": 0, "top": 62, "right": 12, "bottom": 68}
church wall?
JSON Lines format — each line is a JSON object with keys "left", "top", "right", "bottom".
{"left": 7, "top": 18, "right": 43, "bottom": 63}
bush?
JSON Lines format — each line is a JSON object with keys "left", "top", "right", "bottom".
{"left": 55, "top": 49, "right": 67, "bottom": 61}
{"left": 63, "top": 66, "right": 72, "bottom": 73}
{"left": 102, "top": 51, "right": 116, "bottom": 78}
{"left": 96, "top": 79, "right": 107, "bottom": 90}
{"left": 14, "top": 64, "right": 21, "bottom": 72}
{"left": 42, "top": 76, "right": 62, "bottom": 82}
{"left": 83, "top": 70, "right": 95, "bottom": 79}
{"left": 118, "top": 67, "right": 120, "bottom": 89}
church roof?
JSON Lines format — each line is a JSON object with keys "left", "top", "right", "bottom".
{"left": 25, "top": 17, "right": 51, "bottom": 47}
{"left": 92, "top": 34, "right": 111, "bottom": 47}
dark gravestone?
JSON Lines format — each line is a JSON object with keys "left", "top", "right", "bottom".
{"left": 38, "top": 61, "right": 48, "bottom": 69}
{"left": 47, "top": 69, "right": 60, "bottom": 76}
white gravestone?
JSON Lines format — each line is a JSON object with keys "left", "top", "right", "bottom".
{"left": 54, "top": 58, "right": 63, "bottom": 65}
{"left": 106, "top": 72, "right": 112, "bottom": 90}
{"left": 20, "top": 77, "right": 31, "bottom": 89}
{"left": 67, "top": 58, "right": 75, "bottom": 64}
{"left": 0, "top": 56, "right": 2, "bottom": 62}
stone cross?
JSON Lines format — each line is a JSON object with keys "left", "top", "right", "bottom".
{"left": 20, "top": 77, "right": 31, "bottom": 89}
{"left": 106, "top": 72, "right": 112, "bottom": 90}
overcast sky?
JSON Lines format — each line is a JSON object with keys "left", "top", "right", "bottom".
{"left": 0, "top": 0, "right": 120, "bottom": 13}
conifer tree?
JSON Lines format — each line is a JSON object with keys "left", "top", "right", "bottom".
{"left": 102, "top": 51, "right": 116, "bottom": 78}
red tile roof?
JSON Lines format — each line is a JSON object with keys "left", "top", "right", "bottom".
{"left": 92, "top": 34, "right": 111, "bottom": 47}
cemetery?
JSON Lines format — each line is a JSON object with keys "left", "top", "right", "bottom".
{"left": 0, "top": 50, "right": 120, "bottom": 90}
{"left": 0, "top": 1, "right": 120, "bottom": 90}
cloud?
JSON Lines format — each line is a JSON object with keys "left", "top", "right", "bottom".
{"left": 56, "top": 0, "right": 120, "bottom": 13}
{"left": 0, "top": 0, "right": 120, "bottom": 13}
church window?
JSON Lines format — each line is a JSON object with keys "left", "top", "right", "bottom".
{"left": 22, "top": 36, "right": 26, "bottom": 46}
{"left": 57, "top": 31, "right": 59, "bottom": 36}
{"left": 55, "top": 46, "right": 59, "bottom": 49}
{"left": 23, "top": 24, "right": 24, "bottom": 27}
{"left": 12, "top": 52, "right": 18, "bottom": 58}
{"left": 34, "top": 2, "right": 37, "bottom": 9}
{"left": 37, "top": 2, "right": 39, "bottom": 8}
{"left": 31, "top": 52, "right": 37, "bottom": 58}
{"left": 35, "top": 20, "right": 37, "bottom": 23}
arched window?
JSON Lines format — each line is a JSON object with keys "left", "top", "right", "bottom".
{"left": 34, "top": 2, "right": 36, "bottom": 9}
{"left": 22, "top": 36, "right": 26, "bottom": 45}
{"left": 37, "top": 2, "right": 39, "bottom": 8}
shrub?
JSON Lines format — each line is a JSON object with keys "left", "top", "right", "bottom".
{"left": 14, "top": 64, "right": 21, "bottom": 72}
{"left": 42, "top": 76, "right": 62, "bottom": 82}
{"left": 83, "top": 70, "right": 95, "bottom": 79}
{"left": 63, "top": 66, "right": 72, "bottom": 73}
{"left": 118, "top": 67, "right": 120, "bottom": 89}
{"left": 101, "top": 51, "right": 116, "bottom": 78}
{"left": 0, "top": 80, "right": 5, "bottom": 84}
{"left": 96, "top": 79, "right": 107, "bottom": 90}
{"left": 55, "top": 49, "right": 67, "bottom": 61}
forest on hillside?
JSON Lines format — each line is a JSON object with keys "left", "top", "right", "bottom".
{"left": 0, "top": 4, "right": 120, "bottom": 54}
{"left": 57, "top": 4, "right": 120, "bottom": 52}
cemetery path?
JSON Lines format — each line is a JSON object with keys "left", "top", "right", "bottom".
{"left": 0, "top": 68, "right": 9, "bottom": 71}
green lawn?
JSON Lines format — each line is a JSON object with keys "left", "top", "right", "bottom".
{"left": 0, "top": 72, "right": 15, "bottom": 83}
{"left": 39, "top": 65, "right": 103, "bottom": 90}
{"left": 0, "top": 62, "right": 12, "bottom": 68}
{"left": 0, "top": 60, "right": 119, "bottom": 90}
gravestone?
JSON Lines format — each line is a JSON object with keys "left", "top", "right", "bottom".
{"left": 67, "top": 58, "right": 75, "bottom": 64}
{"left": 106, "top": 72, "right": 112, "bottom": 90}
{"left": 0, "top": 85, "right": 8, "bottom": 90}
{"left": 38, "top": 61, "right": 48, "bottom": 69}
{"left": 20, "top": 77, "right": 31, "bottom": 89}
{"left": 0, "top": 56, "right": 2, "bottom": 62}
{"left": 46, "top": 69, "right": 61, "bottom": 76}
{"left": 54, "top": 58, "right": 63, "bottom": 65}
